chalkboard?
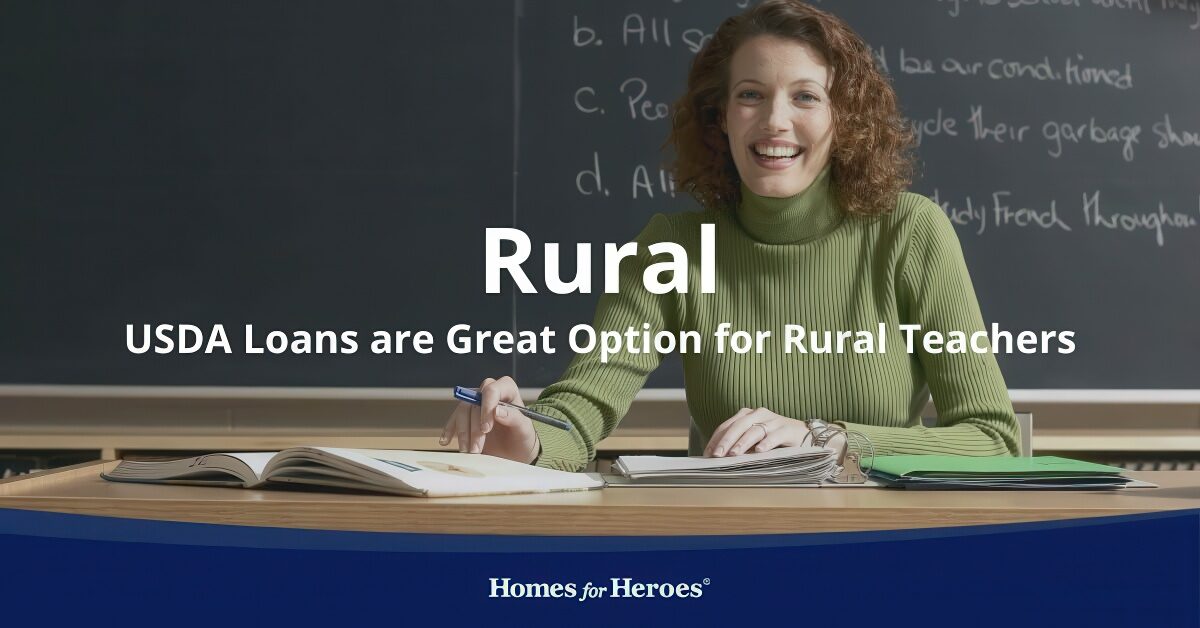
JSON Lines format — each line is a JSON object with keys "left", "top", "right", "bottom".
{"left": 515, "top": 0, "right": 1200, "bottom": 390}
{"left": 0, "top": 1, "right": 517, "bottom": 387}
{"left": 1, "top": 0, "right": 1197, "bottom": 389}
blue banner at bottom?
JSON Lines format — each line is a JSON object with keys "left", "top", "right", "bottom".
{"left": 1, "top": 508, "right": 1196, "bottom": 627}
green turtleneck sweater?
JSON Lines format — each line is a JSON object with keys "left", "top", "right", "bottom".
{"left": 528, "top": 165, "right": 1019, "bottom": 472}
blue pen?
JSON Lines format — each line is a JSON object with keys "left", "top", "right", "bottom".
{"left": 453, "top": 386, "right": 572, "bottom": 431}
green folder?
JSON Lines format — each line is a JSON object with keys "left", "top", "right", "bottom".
{"left": 867, "top": 455, "right": 1130, "bottom": 489}
{"left": 870, "top": 455, "right": 1124, "bottom": 477}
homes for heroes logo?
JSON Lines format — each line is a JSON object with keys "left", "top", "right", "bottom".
{"left": 489, "top": 577, "right": 709, "bottom": 601}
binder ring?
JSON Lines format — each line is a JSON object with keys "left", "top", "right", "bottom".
{"left": 800, "top": 422, "right": 874, "bottom": 484}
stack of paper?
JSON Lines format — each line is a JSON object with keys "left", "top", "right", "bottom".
{"left": 867, "top": 455, "right": 1135, "bottom": 489}
{"left": 611, "top": 445, "right": 840, "bottom": 485}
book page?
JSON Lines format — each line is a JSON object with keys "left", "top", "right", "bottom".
{"left": 224, "top": 452, "right": 277, "bottom": 481}
{"left": 268, "top": 448, "right": 602, "bottom": 497}
{"left": 102, "top": 452, "right": 278, "bottom": 486}
{"left": 616, "top": 445, "right": 833, "bottom": 474}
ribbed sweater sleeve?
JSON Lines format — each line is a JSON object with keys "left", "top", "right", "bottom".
{"left": 840, "top": 197, "right": 1020, "bottom": 456}
{"left": 529, "top": 214, "right": 680, "bottom": 471}
{"left": 528, "top": 187, "right": 1020, "bottom": 471}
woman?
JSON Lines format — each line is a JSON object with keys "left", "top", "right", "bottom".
{"left": 442, "top": 0, "right": 1019, "bottom": 471}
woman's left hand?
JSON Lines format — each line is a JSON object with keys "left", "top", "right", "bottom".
{"left": 704, "top": 407, "right": 811, "bottom": 457}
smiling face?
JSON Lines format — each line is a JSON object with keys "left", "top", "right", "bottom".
{"left": 722, "top": 35, "right": 834, "bottom": 198}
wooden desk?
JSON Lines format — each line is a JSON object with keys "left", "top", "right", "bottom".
{"left": 2, "top": 462, "right": 1197, "bottom": 536}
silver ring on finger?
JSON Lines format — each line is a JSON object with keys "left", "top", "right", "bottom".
{"left": 752, "top": 422, "right": 768, "bottom": 440}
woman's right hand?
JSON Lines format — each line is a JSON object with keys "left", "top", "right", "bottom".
{"left": 440, "top": 376, "right": 540, "bottom": 464}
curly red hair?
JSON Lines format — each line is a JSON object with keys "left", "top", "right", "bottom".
{"left": 665, "top": 0, "right": 916, "bottom": 216}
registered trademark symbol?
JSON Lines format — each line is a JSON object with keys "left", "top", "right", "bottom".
{"left": 703, "top": 578, "right": 710, "bottom": 585}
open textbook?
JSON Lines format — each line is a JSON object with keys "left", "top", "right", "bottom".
{"left": 609, "top": 445, "right": 852, "bottom": 486}
{"left": 102, "top": 447, "right": 603, "bottom": 497}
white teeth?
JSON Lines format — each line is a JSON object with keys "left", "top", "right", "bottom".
{"left": 753, "top": 144, "right": 800, "bottom": 158}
